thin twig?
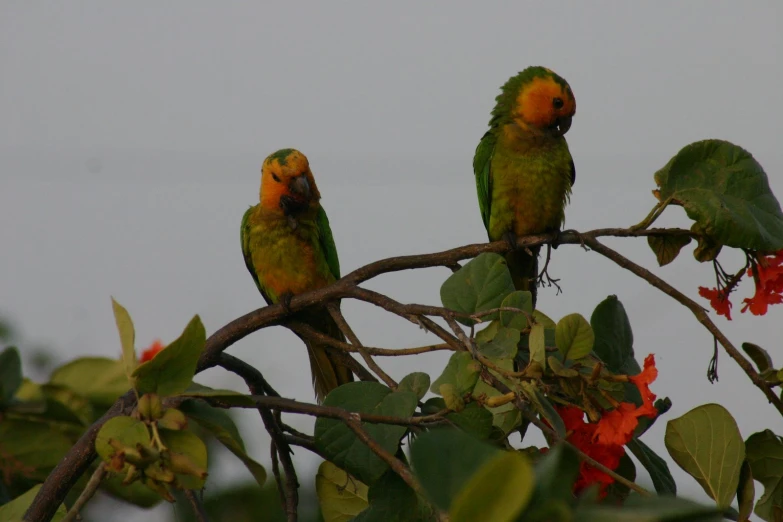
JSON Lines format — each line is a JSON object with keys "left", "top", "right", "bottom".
{"left": 285, "top": 322, "right": 453, "bottom": 355}
{"left": 184, "top": 489, "right": 210, "bottom": 522}
{"left": 61, "top": 462, "right": 107, "bottom": 522}
{"left": 326, "top": 303, "right": 398, "bottom": 389}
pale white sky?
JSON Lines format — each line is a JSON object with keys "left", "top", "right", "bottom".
{"left": 1, "top": 2, "right": 781, "bottom": 520}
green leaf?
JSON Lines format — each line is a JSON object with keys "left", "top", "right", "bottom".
{"left": 314, "top": 382, "right": 418, "bottom": 485}
{"left": 397, "top": 372, "right": 431, "bottom": 401}
{"left": 523, "top": 444, "right": 580, "bottom": 519}
{"left": 554, "top": 313, "right": 594, "bottom": 361}
{"left": 477, "top": 326, "right": 519, "bottom": 359}
{"left": 48, "top": 357, "right": 130, "bottom": 407}
{"left": 519, "top": 381, "right": 565, "bottom": 439}
{"left": 547, "top": 356, "right": 578, "bottom": 378}
{"left": 664, "top": 403, "right": 744, "bottom": 508}
{"left": 410, "top": 429, "right": 499, "bottom": 511}
{"left": 132, "top": 315, "right": 206, "bottom": 397}
{"left": 605, "top": 452, "right": 637, "bottom": 504}
{"left": 430, "top": 352, "right": 480, "bottom": 396}
{"left": 446, "top": 402, "right": 494, "bottom": 440}
{"left": 160, "top": 429, "right": 208, "bottom": 489}
{"left": 101, "top": 474, "right": 163, "bottom": 508}
{"left": 627, "top": 438, "right": 677, "bottom": 495}
{"left": 655, "top": 139, "right": 783, "bottom": 251}
{"left": 745, "top": 429, "right": 783, "bottom": 521}
{"left": 575, "top": 494, "right": 723, "bottom": 521}
{"left": 532, "top": 310, "right": 557, "bottom": 329}
{"left": 316, "top": 461, "right": 369, "bottom": 522}
{"left": 450, "top": 450, "right": 534, "bottom": 522}
{"left": 95, "top": 415, "right": 151, "bottom": 464}
{"left": 499, "top": 291, "right": 534, "bottom": 330}
{"left": 0, "top": 484, "right": 67, "bottom": 522}
{"left": 591, "top": 295, "right": 642, "bottom": 405}
{"left": 472, "top": 357, "right": 519, "bottom": 433}
{"left": 647, "top": 234, "right": 692, "bottom": 267}
{"left": 736, "top": 460, "right": 754, "bottom": 522}
{"left": 0, "top": 346, "right": 22, "bottom": 406}
{"left": 529, "top": 324, "right": 546, "bottom": 372}
{"left": 440, "top": 253, "right": 515, "bottom": 325}
{"left": 111, "top": 297, "right": 137, "bottom": 384}
{"left": 41, "top": 383, "right": 93, "bottom": 425}
{"left": 742, "top": 342, "right": 774, "bottom": 373}
{"left": 353, "top": 468, "right": 431, "bottom": 522}
{"left": 179, "top": 399, "right": 266, "bottom": 488}
{"left": 0, "top": 419, "right": 76, "bottom": 482}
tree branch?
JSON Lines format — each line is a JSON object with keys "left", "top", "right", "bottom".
{"left": 184, "top": 489, "right": 210, "bottom": 522}
{"left": 61, "top": 462, "right": 106, "bottom": 522}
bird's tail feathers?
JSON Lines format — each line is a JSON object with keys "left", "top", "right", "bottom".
{"left": 505, "top": 246, "right": 540, "bottom": 308}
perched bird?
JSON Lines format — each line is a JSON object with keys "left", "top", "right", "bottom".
{"left": 241, "top": 149, "right": 353, "bottom": 401}
{"left": 473, "top": 66, "right": 576, "bottom": 307}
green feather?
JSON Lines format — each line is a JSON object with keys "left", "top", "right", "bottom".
{"left": 316, "top": 206, "right": 340, "bottom": 280}
{"left": 473, "top": 130, "right": 496, "bottom": 235}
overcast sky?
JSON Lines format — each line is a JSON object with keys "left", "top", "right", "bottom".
{"left": 1, "top": 2, "right": 781, "bottom": 521}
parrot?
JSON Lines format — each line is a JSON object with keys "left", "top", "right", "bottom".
{"left": 473, "top": 66, "right": 576, "bottom": 308}
{"left": 241, "top": 148, "right": 353, "bottom": 402}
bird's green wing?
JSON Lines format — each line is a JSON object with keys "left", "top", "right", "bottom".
{"left": 240, "top": 206, "right": 273, "bottom": 305}
{"left": 569, "top": 157, "right": 576, "bottom": 186}
{"left": 316, "top": 206, "right": 340, "bottom": 280}
{"left": 473, "top": 130, "right": 497, "bottom": 234}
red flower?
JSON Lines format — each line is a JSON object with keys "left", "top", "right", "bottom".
{"left": 139, "top": 340, "right": 164, "bottom": 363}
{"left": 698, "top": 287, "right": 732, "bottom": 320}
{"left": 741, "top": 250, "right": 783, "bottom": 316}
{"left": 594, "top": 355, "right": 659, "bottom": 446}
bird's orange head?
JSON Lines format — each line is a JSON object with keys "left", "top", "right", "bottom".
{"left": 260, "top": 149, "right": 321, "bottom": 215}
{"left": 492, "top": 66, "right": 576, "bottom": 138}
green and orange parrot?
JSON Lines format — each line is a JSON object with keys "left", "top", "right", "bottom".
{"left": 241, "top": 149, "right": 353, "bottom": 401}
{"left": 474, "top": 66, "right": 576, "bottom": 307}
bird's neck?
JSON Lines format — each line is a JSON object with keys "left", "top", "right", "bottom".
{"left": 499, "top": 122, "right": 552, "bottom": 153}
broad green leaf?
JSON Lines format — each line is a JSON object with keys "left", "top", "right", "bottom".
{"left": 742, "top": 342, "right": 774, "bottom": 373}
{"left": 477, "top": 326, "right": 519, "bottom": 359}
{"left": 353, "top": 468, "right": 431, "bottom": 522}
{"left": 591, "top": 295, "right": 642, "bottom": 405}
{"left": 691, "top": 222, "right": 724, "bottom": 262}
{"left": 430, "top": 352, "right": 480, "bottom": 396}
{"left": 0, "top": 418, "right": 76, "bottom": 482}
{"left": 547, "top": 356, "right": 579, "bottom": 378}
{"left": 133, "top": 315, "right": 206, "bottom": 397}
{"left": 397, "top": 372, "right": 430, "bottom": 401}
{"left": 440, "top": 253, "right": 515, "bottom": 325}
{"left": 499, "top": 291, "right": 534, "bottom": 330}
{"left": 316, "top": 461, "right": 369, "bottom": 522}
{"left": 180, "top": 399, "right": 266, "bottom": 487}
{"left": 627, "top": 438, "right": 677, "bottom": 495}
{"left": 111, "top": 297, "right": 137, "bottom": 384}
{"left": 0, "top": 346, "right": 22, "bottom": 406}
{"left": 0, "top": 484, "right": 67, "bottom": 522}
{"left": 95, "top": 415, "right": 151, "bottom": 464}
{"left": 655, "top": 139, "right": 783, "bottom": 251}
{"left": 529, "top": 324, "right": 546, "bottom": 371}
{"left": 472, "top": 357, "right": 519, "bottom": 434}
{"left": 41, "top": 383, "right": 93, "bottom": 425}
{"left": 474, "top": 320, "right": 500, "bottom": 344}
{"left": 446, "top": 402, "right": 494, "bottom": 440}
{"left": 736, "top": 460, "right": 754, "bottom": 522}
{"left": 745, "top": 429, "right": 783, "bottom": 521}
{"left": 160, "top": 429, "right": 208, "bottom": 489}
{"left": 532, "top": 310, "right": 557, "bottom": 329}
{"left": 450, "top": 450, "right": 534, "bottom": 522}
{"left": 555, "top": 313, "right": 594, "bottom": 361}
{"left": 49, "top": 357, "right": 130, "bottom": 407}
{"left": 664, "top": 403, "right": 744, "bottom": 508}
{"left": 647, "top": 234, "right": 692, "bottom": 267}
{"left": 523, "top": 444, "right": 579, "bottom": 519}
{"left": 101, "top": 474, "right": 163, "bottom": 508}
{"left": 605, "top": 452, "right": 637, "bottom": 504}
{"left": 519, "top": 381, "right": 565, "bottom": 439}
{"left": 314, "top": 382, "right": 418, "bottom": 485}
{"left": 410, "top": 429, "right": 499, "bottom": 511}
{"left": 575, "top": 494, "right": 723, "bottom": 521}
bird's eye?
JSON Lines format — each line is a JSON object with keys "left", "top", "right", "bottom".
{"left": 553, "top": 97, "right": 564, "bottom": 109}
{"left": 272, "top": 174, "right": 281, "bottom": 183}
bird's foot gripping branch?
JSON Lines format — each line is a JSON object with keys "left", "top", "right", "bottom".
{"left": 3, "top": 137, "right": 783, "bottom": 521}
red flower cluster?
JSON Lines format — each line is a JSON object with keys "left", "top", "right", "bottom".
{"left": 139, "top": 340, "right": 165, "bottom": 363}
{"left": 555, "top": 355, "right": 659, "bottom": 498}
{"left": 699, "top": 250, "right": 783, "bottom": 319}
{"left": 742, "top": 251, "right": 783, "bottom": 316}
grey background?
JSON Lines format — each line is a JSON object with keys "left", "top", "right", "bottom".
{"left": 1, "top": 2, "right": 781, "bottom": 520}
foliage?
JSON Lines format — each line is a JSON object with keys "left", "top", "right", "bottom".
{"left": 2, "top": 137, "right": 783, "bottom": 522}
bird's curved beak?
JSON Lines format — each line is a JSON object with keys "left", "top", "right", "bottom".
{"left": 288, "top": 175, "right": 312, "bottom": 201}
{"left": 551, "top": 116, "right": 573, "bottom": 137}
